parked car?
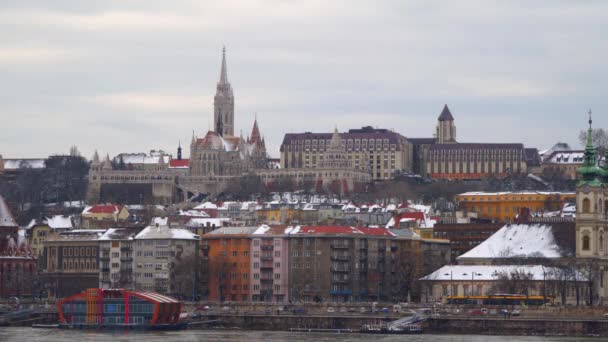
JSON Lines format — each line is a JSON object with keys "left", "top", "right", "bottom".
{"left": 293, "top": 307, "right": 307, "bottom": 314}
{"left": 469, "top": 308, "right": 488, "bottom": 316}
{"left": 380, "top": 307, "right": 389, "bottom": 314}
{"left": 327, "top": 307, "right": 335, "bottom": 313}
{"left": 511, "top": 309, "right": 521, "bottom": 316}
{"left": 359, "top": 307, "right": 367, "bottom": 313}
{"left": 339, "top": 307, "right": 347, "bottom": 313}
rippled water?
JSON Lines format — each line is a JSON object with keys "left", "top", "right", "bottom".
{"left": 0, "top": 328, "right": 605, "bottom": 342}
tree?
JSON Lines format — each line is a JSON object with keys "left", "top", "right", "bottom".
{"left": 172, "top": 254, "right": 202, "bottom": 300}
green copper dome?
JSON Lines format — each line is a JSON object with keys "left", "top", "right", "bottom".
{"left": 577, "top": 111, "right": 603, "bottom": 186}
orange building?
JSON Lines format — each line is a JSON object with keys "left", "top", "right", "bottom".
{"left": 201, "top": 227, "right": 256, "bottom": 302}
{"left": 455, "top": 191, "right": 576, "bottom": 222}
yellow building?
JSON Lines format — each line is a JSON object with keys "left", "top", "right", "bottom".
{"left": 455, "top": 191, "right": 576, "bottom": 222}
{"left": 81, "top": 205, "right": 129, "bottom": 228}
{"left": 28, "top": 216, "right": 74, "bottom": 256}
{"left": 256, "top": 207, "right": 301, "bottom": 224}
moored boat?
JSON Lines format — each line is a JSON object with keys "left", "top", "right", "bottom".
{"left": 57, "top": 288, "right": 186, "bottom": 330}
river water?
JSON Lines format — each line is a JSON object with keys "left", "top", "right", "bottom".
{"left": 0, "top": 328, "right": 606, "bottom": 342}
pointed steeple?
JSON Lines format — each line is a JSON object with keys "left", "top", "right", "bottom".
{"left": 177, "top": 141, "right": 182, "bottom": 161}
{"left": 220, "top": 45, "right": 228, "bottom": 85}
{"left": 92, "top": 150, "right": 100, "bottom": 164}
{"left": 158, "top": 152, "right": 165, "bottom": 165}
{"left": 438, "top": 104, "right": 454, "bottom": 121}
{"left": 577, "top": 109, "right": 602, "bottom": 185}
{"left": 102, "top": 153, "right": 112, "bottom": 170}
{"left": 250, "top": 117, "right": 261, "bottom": 144}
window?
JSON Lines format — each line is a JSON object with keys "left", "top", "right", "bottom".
{"left": 253, "top": 239, "right": 260, "bottom": 246}
{"left": 232, "top": 251, "right": 237, "bottom": 257}
{"left": 274, "top": 285, "right": 281, "bottom": 292}
{"left": 274, "top": 262, "right": 280, "bottom": 268}
{"left": 583, "top": 235, "right": 591, "bottom": 251}
{"left": 583, "top": 198, "right": 591, "bottom": 213}
{"left": 253, "top": 262, "right": 260, "bottom": 269}
{"left": 243, "top": 251, "right": 249, "bottom": 257}
{"left": 274, "top": 251, "right": 280, "bottom": 257}
{"left": 274, "top": 239, "right": 281, "bottom": 246}
{"left": 253, "top": 273, "right": 260, "bottom": 280}
{"left": 274, "top": 273, "right": 280, "bottom": 279}
{"left": 253, "top": 285, "right": 260, "bottom": 291}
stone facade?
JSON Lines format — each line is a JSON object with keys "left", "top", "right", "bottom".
{"left": 280, "top": 126, "right": 411, "bottom": 180}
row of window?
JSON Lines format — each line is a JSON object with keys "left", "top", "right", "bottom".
{"left": 62, "top": 247, "right": 97, "bottom": 257}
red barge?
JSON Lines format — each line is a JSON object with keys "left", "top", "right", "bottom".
{"left": 57, "top": 288, "right": 186, "bottom": 330}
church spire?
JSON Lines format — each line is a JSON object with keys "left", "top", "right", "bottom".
{"left": 220, "top": 45, "right": 228, "bottom": 84}
{"left": 577, "top": 109, "right": 602, "bottom": 185}
{"left": 177, "top": 141, "right": 182, "bottom": 161}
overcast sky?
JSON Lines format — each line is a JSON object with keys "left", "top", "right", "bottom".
{"left": 1, "top": 0, "right": 606, "bottom": 159}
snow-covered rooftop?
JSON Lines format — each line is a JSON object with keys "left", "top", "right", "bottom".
{"left": 458, "top": 224, "right": 563, "bottom": 260}
{"left": 45, "top": 215, "right": 73, "bottom": 229}
{"left": 194, "top": 202, "right": 218, "bottom": 210}
{"left": 0, "top": 195, "right": 18, "bottom": 228}
{"left": 135, "top": 224, "right": 199, "bottom": 240}
{"left": 114, "top": 151, "right": 169, "bottom": 165}
{"left": 99, "top": 228, "right": 135, "bottom": 241}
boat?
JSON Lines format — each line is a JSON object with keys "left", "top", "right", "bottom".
{"left": 57, "top": 288, "right": 187, "bottom": 330}
{"left": 360, "top": 323, "right": 423, "bottom": 334}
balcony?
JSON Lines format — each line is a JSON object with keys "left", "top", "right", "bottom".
{"left": 359, "top": 254, "right": 368, "bottom": 261}
{"left": 377, "top": 245, "right": 386, "bottom": 251}
{"left": 100, "top": 256, "right": 110, "bottom": 262}
{"left": 359, "top": 244, "right": 368, "bottom": 250}
{"left": 260, "top": 278, "right": 274, "bottom": 283}
{"left": 101, "top": 268, "right": 110, "bottom": 273}
{"left": 120, "top": 256, "right": 133, "bottom": 262}
{"left": 261, "top": 256, "right": 273, "bottom": 261}
{"left": 390, "top": 246, "right": 398, "bottom": 251}
{"left": 331, "top": 244, "right": 349, "bottom": 249}
{"left": 261, "top": 245, "right": 274, "bottom": 251}
{"left": 261, "top": 262, "right": 273, "bottom": 269}
{"left": 330, "top": 254, "right": 349, "bottom": 261}
{"left": 331, "top": 267, "right": 350, "bottom": 273}
{"left": 120, "top": 246, "right": 132, "bottom": 252}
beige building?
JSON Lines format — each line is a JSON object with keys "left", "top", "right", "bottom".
{"left": 280, "top": 126, "right": 411, "bottom": 180}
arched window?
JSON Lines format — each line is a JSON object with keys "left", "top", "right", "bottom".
{"left": 583, "top": 235, "right": 591, "bottom": 251}
{"left": 600, "top": 233, "right": 604, "bottom": 251}
{"left": 583, "top": 198, "right": 591, "bottom": 213}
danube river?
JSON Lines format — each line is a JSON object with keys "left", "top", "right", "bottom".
{"left": 0, "top": 328, "right": 605, "bottom": 342}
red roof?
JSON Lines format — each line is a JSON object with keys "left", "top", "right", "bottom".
{"left": 357, "top": 227, "right": 395, "bottom": 237}
{"left": 298, "top": 226, "right": 362, "bottom": 235}
{"left": 87, "top": 205, "right": 122, "bottom": 214}
{"left": 169, "top": 159, "right": 189, "bottom": 168}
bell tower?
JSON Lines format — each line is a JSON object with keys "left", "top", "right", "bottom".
{"left": 576, "top": 110, "right": 605, "bottom": 258}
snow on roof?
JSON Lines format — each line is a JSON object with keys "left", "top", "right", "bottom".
{"left": 99, "top": 228, "right": 135, "bottom": 241}
{"left": 458, "top": 224, "right": 563, "bottom": 260}
{"left": 253, "top": 225, "right": 271, "bottom": 235}
{"left": 420, "top": 265, "right": 585, "bottom": 282}
{"left": 176, "top": 209, "right": 210, "bottom": 218}
{"left": 151, "top": 217, "right": 168, "bottom": 226}
{"left": 45, "top": 215, "right": 73, "bottom": 229}
{"left": 0, "top": 195, "right": 18, "bottom": 228}
{"left": 2, "top": 158, "right": 45, "bottom": 170}
{"left": 206, "top": 226, "right": 258, "bottom": 235}
{"left": 545, "top": 151, "right": 585, "bottom": 164}
{"left": 194, "top": 202, "right": 218, "bottom": 210}
{"left": 185, "top": 218, "right": 228, "bottom": 227}
{"left": 135, "top": 224, "right": 198, "bottom": 240}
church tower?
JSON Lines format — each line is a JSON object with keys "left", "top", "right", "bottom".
{"left": 213, "top": 47, "right": 234, "bottom": 137}
{"left": 436, "top": 104, "right": 457, "bottom": 144}
{"left": 575, "top": 110, "right": 605, "bottom": 258}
